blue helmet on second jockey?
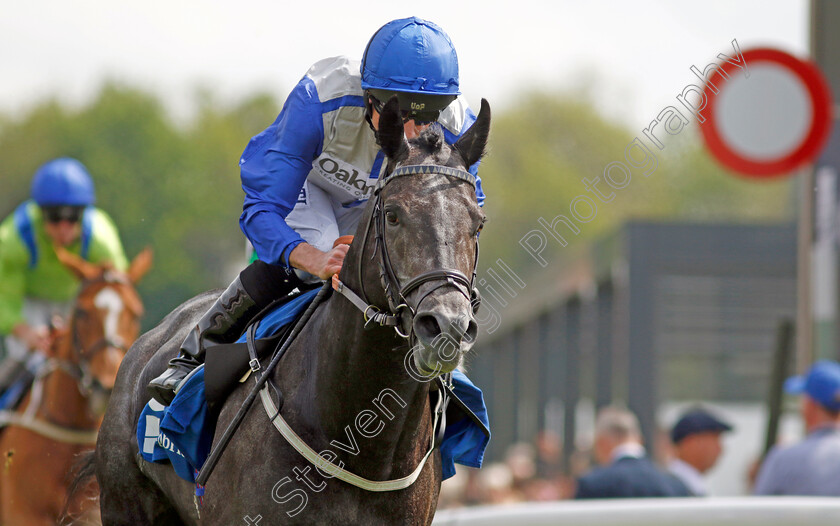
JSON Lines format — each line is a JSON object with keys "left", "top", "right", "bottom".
{"left": 30, "top": 158, "right": 96, "bottom": 207}
{"left": 361, "top": 17, "right": 460, "bottom": 122}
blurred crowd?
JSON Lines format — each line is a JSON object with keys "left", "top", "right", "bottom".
{"left": 439, "top": 360, "right": 840, "bottom": 508}
{"left": 438, "top": 431, "right": 573, "bottom": 507}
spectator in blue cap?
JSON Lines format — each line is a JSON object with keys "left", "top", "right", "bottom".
{"left": 753, "top": 360, "right": 840, "bottom": 496}
{"left": 668, "top": 407, "right": 733, "bottom": 496}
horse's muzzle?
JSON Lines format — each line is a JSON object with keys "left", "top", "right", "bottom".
{"left": 412, "top": 308, "right": 478, "bottom": 374}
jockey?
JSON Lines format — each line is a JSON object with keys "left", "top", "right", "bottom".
{"left": 148, "top": 16, "right": 486, "bottom": 404}
{"left": 0, "top": 158, "right": 128, "bottom": 394}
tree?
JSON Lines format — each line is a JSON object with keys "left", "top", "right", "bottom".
{"left": 475, "top": 92, "right": 792, "bottom": 277}
{"left": 0, "top": 86, "right": 790, "bottom": 328}
{"left": 0, "top": 84, "right": 280, "bottom": 326}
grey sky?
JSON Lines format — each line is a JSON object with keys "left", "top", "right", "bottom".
{"left": 0, "top": 0, "right": 808, "bottom": 126}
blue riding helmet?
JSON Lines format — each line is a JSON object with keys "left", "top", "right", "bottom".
{"left": 30, "top": 157, "right": 96, "bottom": 207}
{"left": 361, "top": 17, "right": 460, "bottom": 115}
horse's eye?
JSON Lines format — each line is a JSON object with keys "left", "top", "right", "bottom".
{"left": 385, "top": 211, "right": 399, "bottom": 225}
{"left": 475, "top": 218, "right": 486, "bottom": 236}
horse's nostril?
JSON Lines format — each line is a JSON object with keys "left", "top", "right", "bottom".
{"left": 414, "top": 313, "right": 442, "bottom": 341}
{"left": 414, "top": 312, "right": 477, "bottom": 349}
{"left": 465, "top": 320, "right": 478, "bottom": 345}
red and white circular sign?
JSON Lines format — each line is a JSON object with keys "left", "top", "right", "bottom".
{"left": 700, "top": 48, "right": 833, "bottom": 178}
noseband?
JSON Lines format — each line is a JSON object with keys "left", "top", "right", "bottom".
{"left": 334, "top": 164, "right": 479, "bottom": 339}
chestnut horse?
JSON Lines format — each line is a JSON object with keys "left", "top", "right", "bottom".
{"left": 0, "top": 247, "right": 152, "bottom": 525}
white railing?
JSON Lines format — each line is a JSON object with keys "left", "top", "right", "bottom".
{"left": 433, "top": 497, "right": 840, "bottom": 526}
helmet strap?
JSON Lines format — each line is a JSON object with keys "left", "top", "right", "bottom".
{"left": 363, "top": 91, "right": 377, "bottom": 134}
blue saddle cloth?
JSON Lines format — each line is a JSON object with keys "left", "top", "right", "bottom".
{"left": 137, "top": 288, "right": 490, "bottom": 483}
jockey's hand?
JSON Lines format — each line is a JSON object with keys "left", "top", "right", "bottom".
{"left": 289, "top": 242, "right": 350, "bottom": 280}
{"left": 12, "top": 323, "right": 51, "bottom": 353}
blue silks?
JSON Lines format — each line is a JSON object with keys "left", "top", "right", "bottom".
{"left": 136, "top": 287, "right": 489, "bottom": 483}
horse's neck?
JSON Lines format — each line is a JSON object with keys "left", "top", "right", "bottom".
{"left": 291, "top": 293, "right": 434, "bottom": 479}
{"left": 35, "top": 349, "right": 97, "bottom": 429}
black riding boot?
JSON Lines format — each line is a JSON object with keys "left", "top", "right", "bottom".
{"left": 147, "top": 276, "right": 262, "bottom": 404}
{"left": 147, "top": 261, "right": 305, "bottom": 405}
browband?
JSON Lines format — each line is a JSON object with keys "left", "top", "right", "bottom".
{"left": 377, "top": 164, "right": 476, "bottom": 191}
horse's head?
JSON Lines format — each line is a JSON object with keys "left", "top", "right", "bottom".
{"left": 55, "top": 247, "right": 152, "bottom": 409}
{"left": 349, "top": 96, "right": 490, "bottom": 377}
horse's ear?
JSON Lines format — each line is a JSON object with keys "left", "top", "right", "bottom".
{"left": 54, "top": 245, "right": 101, "bottom": 281}
{"left": 454, "top": 98, "right": 491, "bottom": 168}
{"left": 377, "top": 95, "right": 409, "bottom": 163}
{"left": 127, "top": 247, "right": 153, "bottom": 284}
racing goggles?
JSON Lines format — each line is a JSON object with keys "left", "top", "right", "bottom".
{"left": 368, "top": 89, "right": 457, "bottom": 126}
{"left": 42, "top": 205, "right": 84, "bottom": 224}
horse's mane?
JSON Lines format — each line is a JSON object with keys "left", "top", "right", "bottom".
{"left": 413, "top": 124, "right": 488, "bottom": 169}
{"left": 414, "top": 126, "right": 445, "bottom": 155}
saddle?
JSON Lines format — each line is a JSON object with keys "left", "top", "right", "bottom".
{"left": 203, "top": 284, "right": 320, "bottom": 409}
{"left": 202, "top": 237, "right": 354, "bottom": 407}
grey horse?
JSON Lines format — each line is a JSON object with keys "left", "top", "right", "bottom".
{"left": 92, "top": 95, "right": 490, "bottom": 525}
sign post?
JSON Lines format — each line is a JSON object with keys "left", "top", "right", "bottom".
{"left": 700, "top": 47, "right": 832, "bottom": 178}
{"left": 698, "top": 47, "right": 833, "bottom": 368}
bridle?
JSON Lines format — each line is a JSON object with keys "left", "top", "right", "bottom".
{"left": 334, "top": 164, "right": 480, "bottom": 340}
{"left": 1, "top": 274, "right": 134, "bottom": 445}
{"left": 59, "top": 274, "right": 133, "bottom": 397}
